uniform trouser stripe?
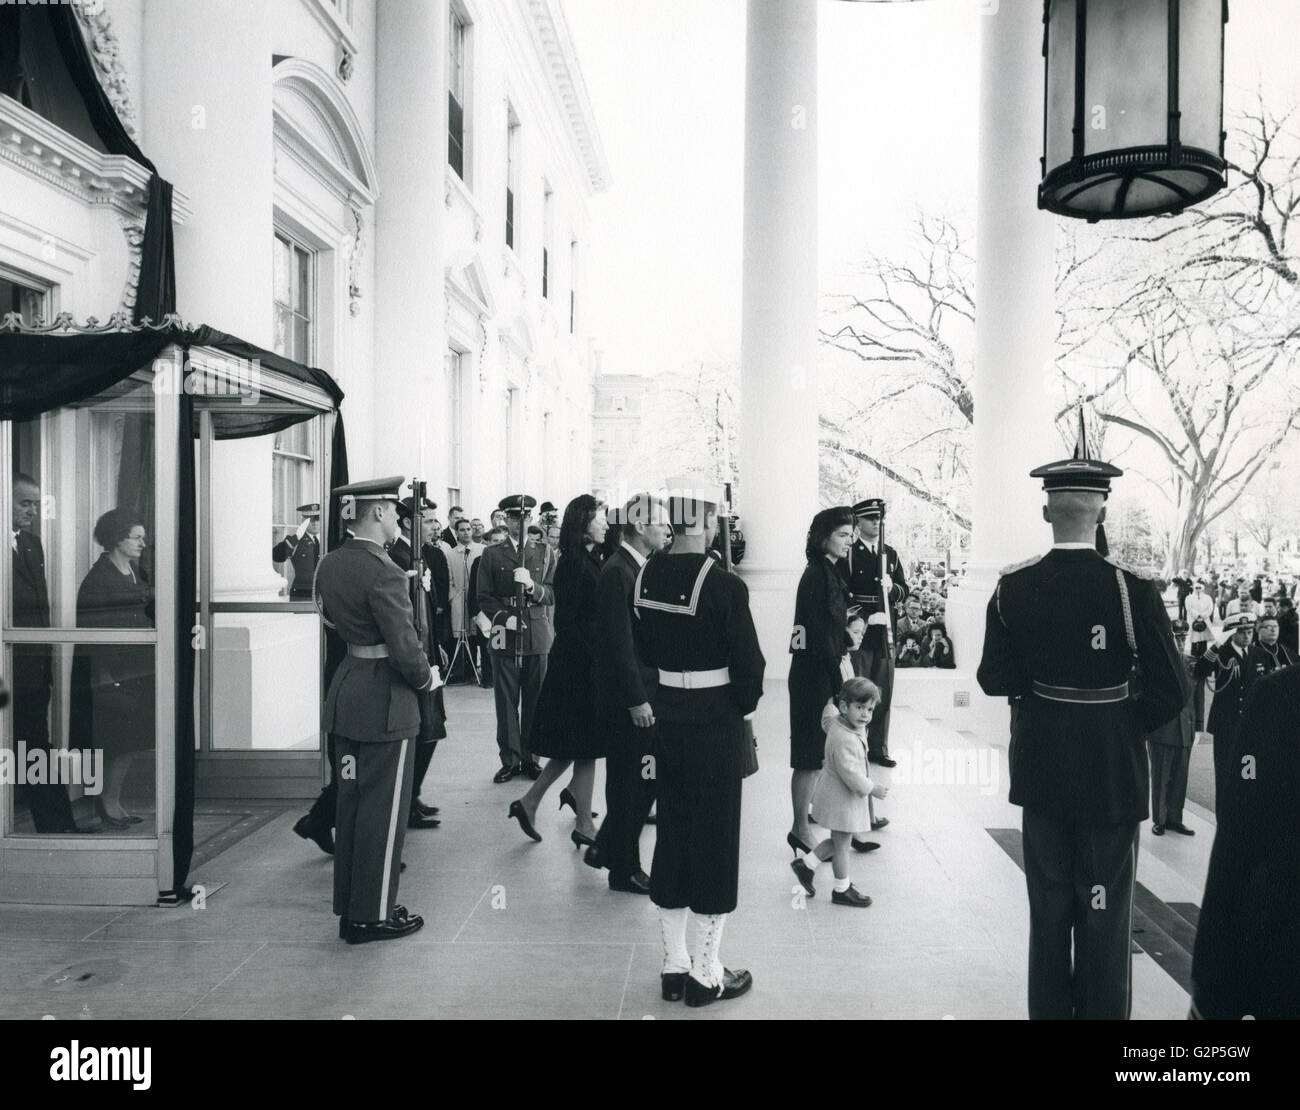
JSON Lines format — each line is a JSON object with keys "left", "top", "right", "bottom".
{"left": 378, "top": 739, "right": 410, "bottom": 921}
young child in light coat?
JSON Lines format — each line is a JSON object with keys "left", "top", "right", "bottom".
{"left": 791, "top": 676, "right": 888, "bottom": 908}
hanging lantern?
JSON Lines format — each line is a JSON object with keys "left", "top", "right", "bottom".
{"left": 1039, "top": 0, "right": 1228, "bottom": 221}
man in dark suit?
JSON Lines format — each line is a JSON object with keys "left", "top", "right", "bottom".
{"left": 271, "top": 502, "right": 321, "bottom": 600}
{"left": 632, "top": 476, "right": 766, "bottom": 1007}
{"left": 1193, "top": 612, "right": 1256, "bottom": 799}
{"left": 585, "top": 493, "right": 671, "bottom": 895}
{"left": 477, "top": 494, "right": 556, "bottom": 782}
{"left": 839, "top": 498, "right": 908, "bottom": 769}
{"left": 1191, "top": 664, "right": 1300, "bottom": 1019}
{"left": 10, "top": 473, "right": 77, "bottom": 834}
{"left": 977, "top": 456, "right": 1189, "bottom": 1019}
{"left": 314, "top": 477, "right": 441, "bottom": 944}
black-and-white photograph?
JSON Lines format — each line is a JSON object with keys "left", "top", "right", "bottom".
{"left": 0, "top": 0, "right": 1297, "bottom": 1059}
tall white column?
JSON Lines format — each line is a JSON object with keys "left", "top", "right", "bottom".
{"left": 373, "top": 0, "right": 448, "bottom": 480}
{"left": 947, "top": 0, "right": 1063, "bottom": 741}
{"left": 142, "top": 0, "right": 282, "bottom": 600}
{"left": 738, "top": 0, "right": 819, "bottom": 679}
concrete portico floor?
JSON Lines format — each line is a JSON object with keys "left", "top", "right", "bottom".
{"left": 0, "top": 684, "right": 1210, "bottom": 1020}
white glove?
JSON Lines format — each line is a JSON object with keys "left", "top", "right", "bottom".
{"left": 428, "top": 665, "right": 444, "bottom": 690}
{"left": 473, "top": 612, "right": 492, "bottom": 638}
{"left": 512, "top": 567, "right": 535, "bottom": 592}
{"left": 421, "top": 567, "right": 432, "bottom": 593}
{"left": 504, "top": 615, "right": 518, "bottom": 632}
{"left": 867, "top": 612, "right": 890, "bottom": 627}
{"left": 296, "top": 518, "right": 311, "bottom": 538}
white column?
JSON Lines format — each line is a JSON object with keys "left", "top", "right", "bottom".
{"left": 738, "top": 0, "right": 819, "bottom": 679}
{"left": 947, "top": 0, "right": 1063, "bottom": 740}
{"left": 373, "top": 0, "right": 448, "bottom": 479}
{"left": 142, "top": 0, "right": 282, "bottom": 600}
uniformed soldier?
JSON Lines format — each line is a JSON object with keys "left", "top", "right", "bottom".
{"left": 632, "top": 475, "right": 766, "bottom": 1007}
{"left": 1193, "top": 611, "right": 1257, "bottom": 796}
{"left": 977, "top": 455, "right": 1189, "bottom": 1019}
{"left": 839, "top": 498, "right": 908, "bottom": 770}
{"left": 476, "top": 494, "right": 557, "bottom": 782}
{"left": 314, "top": 477, "right": 442, "bottom": 944}
{"left": 390, "top": 494, "right": 449, "bottom": 831}
{"left": 271, "top": 502, "right": 321, "bottom": 600}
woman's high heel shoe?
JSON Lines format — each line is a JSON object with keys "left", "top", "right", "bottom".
{"left": 787, "top": 831, "right": 814, "bottom": 857}
{"left": 508, "top": 801, "right": 542, "bottom": 842}
{"left": 559, "top": 787, "right": 598, "bottom": 819}
{"left": 95, "top": 799, "right": 136, "bottom": 829}
{"left": 571, "top": 830, "right": 596, "bottom": 850}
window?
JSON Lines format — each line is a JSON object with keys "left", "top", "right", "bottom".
{"left": 542, "top": 183, "right": 552, "bottom": 298}
{"left": 569, "top": 239, "right": 578, "bottom": 333}
{"left": 611, "top": 395, "right": 626, "bottom": 412}
{"left": 272, "top": 232, "right": 314, "bottom": 364}
{"left": 446, "top": 349, "right": 465, "bottom": 495}
{"left": 0, "top": 271, "right": 47, "bottom": 326}
{"left": 448, "top": 6, "right": 468, "bottom": 181}
{"left": 505, "top": 106, "right": 520, "bottom": 250}
{"left": 271, "top": 419, "right": 318, "bottom": 575}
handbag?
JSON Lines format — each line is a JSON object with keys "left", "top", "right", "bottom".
{"left": 1191, "top": 618, "right": 1208, "bottom": 632}
{"left": 741, "top": 717, "right": 759, "bottom": 778}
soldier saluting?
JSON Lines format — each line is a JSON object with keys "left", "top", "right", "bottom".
{"left": 977, "top": 454, "right": 1188, "bottom": 1019}
{"left": 272, "top": 502, "right": 321, "bottom": 600}
{"left": 314, "top": 477, "right": 442, "bottom": 944}
{"left": 632, "top": 475, "right": 766, "bottom": 1007}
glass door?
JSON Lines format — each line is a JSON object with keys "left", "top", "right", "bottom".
{"left": 192, "top": 382, "right": 332, "bottom": 801}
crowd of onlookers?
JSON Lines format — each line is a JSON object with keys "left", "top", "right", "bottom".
{"left": 1165, "top": 569, "right": 1300, "bottom": 656}
{"left": 892, "top": 561, "right": 958, "bottom": 669}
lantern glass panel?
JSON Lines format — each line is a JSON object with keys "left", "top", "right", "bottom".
{"left": 1082, "top": 0, "right": 1166, "bottom": 157}
{"left": 1180, "top": 0, "right": 1225, "bottom": 153}
{"left": 1044, "top": 0, "right": 1078, "bottom": 171}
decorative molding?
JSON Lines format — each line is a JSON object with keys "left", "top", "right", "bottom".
{"left": 115, "top": 212, "right": 145, "bottom": 316}
{"left": 70, "top": 0, "right": 138, "bottom": 140}
{"left": 477, "top": 313, "right": 491, "bottom": 392}
{"left": 338, "top": 44, "right": 356, "bottom": 84}
{"left": 0, "top": 310, "right": 188, "bottom": 334}
{"left": 0, "top": 97, "right": 192, "bottom": 220}
{"left": 273, "top": 57, "right": 378, "bottom": 203}
{"left": 521, "top": 0, "right": 611, "bottom": 193}
{"left": 346, "top": 199, "right": 364, "bottom": 316}
{"left": 300, "top": 0, "right": 362, "bottom": 57}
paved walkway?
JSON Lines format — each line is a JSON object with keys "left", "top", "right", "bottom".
{"left": 0, "top": 683, "right": 1213, "bottom": 1019}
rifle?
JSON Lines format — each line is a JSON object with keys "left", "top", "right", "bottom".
{"left": 720, "top": 481, "right": 734, "bottom": 572}
{"left": 720, "top": 482, "right": 758, "bottom": 775}
{"left": 409, "top": 479, "right": 427, "bottom": 647}
{"left": 878, "top": 512, "right": 895, "bottom": 652}
{"left": 515, "top": 503, "right": 533, "bottom": 669}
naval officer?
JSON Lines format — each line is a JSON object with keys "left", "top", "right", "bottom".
{"left": 632, "top": 476, "right": 766, "bottom": 1007}
{"left": 314, "top": 477, "right": 442, "bottom": 944}
{"left": 977, "top": 455, "right": 1188, "bottom": 1018}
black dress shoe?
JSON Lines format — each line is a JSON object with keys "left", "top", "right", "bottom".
{"left": 583, "top": 844, "right": 607, "bottom": 870}
{"left": 400, "top": 862, "right": 407, "bottom": 872}
{"left": 609, "top": 870, "right": 651, "bottom": 895}
{"left": 407, "top": 811, "right": 441, "bottom": 829}
{"left": 571, "top": 830, "right": 597, "bottom": 849}
{"left": 559, "top": 787, "right": 598, "bottom": 818}
{"left": 661, "top": 972, "right": 687, "bottom": 1001}
{"left": 790, "top": 857, "right": 816, "bottom": 897}
{"left": 851, "top": 838, "right": 880, "bottom": 853}
{"left": 831, "top": 884, "right": 872, "bottom": 908}
{"left": 293, "top": 814, "right": 335, "bottom": 855}
{"left": 493, "top": 764, "right": 521, "bottom": 784}
{"left": 338, "top": 916, "right": 349, "bottom": 939}
{"left": 508, "top": 800, "right": 542, "bottom": 842}
{"left": 521, "top": 759, "right": 543, "bottom": 780}
{"left": 343, "top": 912, "right": 424, "bottom": 945}
{"left": 1151, "top": 824, "right": 1165, "bottom": 836}
{"left": 870, "top": 817, "right": 890, "bottom": 831}
{"left": 684, "top": 968, "right": 753, "bottom": 1007}
{"left": 1165, "top": 821, "right": 1195, "bottom": 836}
{"left": 413, "top": 801, "right": 440, "bottom": 818}
{"left": 868, "top": 755, "right": 897, "bottom": 768}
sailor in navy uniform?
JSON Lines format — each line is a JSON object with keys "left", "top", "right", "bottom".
{"left": 632, "top": 476, "right": 766, "bottom": 1007}
{"left": 839, "top": 498, "right": 908, "bottom": 769}
{"left": 271, "top": 502, "right": 321, "bottom": 600}
{"left": 314, "top": 477, "right": 442, "bottom": 944}
{"left": 977, "top": 456, "right": 1189, "bottom": 1019}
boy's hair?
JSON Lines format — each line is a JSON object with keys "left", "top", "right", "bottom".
{"left": 839, "top": 676, "right": 880, "bottom": 706}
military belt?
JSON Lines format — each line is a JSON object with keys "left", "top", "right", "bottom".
{"left": 1031, "top": 680, "right": 1129, "bottom": 705}
{"left": 849, "top": 594, "right": 881, "bottom": 604}
{"left": 658, "top": 667, "right": 730, "bottom": 690}
{"left": 348, "top": 644, "right": 390, "bottom": 659}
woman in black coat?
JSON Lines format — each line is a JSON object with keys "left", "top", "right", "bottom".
{"left": 509, "top": 495, "right": 608, "bottom": 847}
{"left": 787, "top": 506, "right": 855, "bottom": 856}
{"left": 72, "top": 509, "right": 155, "bottom": 828}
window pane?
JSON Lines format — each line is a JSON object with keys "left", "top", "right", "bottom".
{"left": 4, "top": 642, "right": 156, "bottom": 838}
{"left": 9, "top": 375, "right": 156, "bottom": 632}
{"left": 295, "top": 246, "right": 311, "bottom": 316}
{"left": 273, "top": 235, "right": 291, "bottom": 305}
{"left": 292, "top": 315, "right": 310, "bottom": 364}
{"left": 273, "top": 303, "right": 292, "bottom": 358}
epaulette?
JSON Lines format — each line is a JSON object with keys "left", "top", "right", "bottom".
{"left": 998, "top": 554, "right": 1043, "bottom": 577}
{"left": 1105, "top": 555, "right": 1151, "bottom": 580}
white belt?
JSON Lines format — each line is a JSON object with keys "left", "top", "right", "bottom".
{"left": 349, "top": 644, "right": 390, "bottom": 659}
{"left": 658, "top": 667, "right": 730, "bottom": 690}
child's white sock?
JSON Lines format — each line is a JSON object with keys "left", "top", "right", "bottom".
{"left": 802, "top": 848, "right": 821, "bottom": 867}
{"left": 833, "top": 876, "right": 851, "bottom": 893}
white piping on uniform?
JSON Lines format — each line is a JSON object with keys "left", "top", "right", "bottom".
{"left": 377, "top": 739, "right": 409, "bottom": 921}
